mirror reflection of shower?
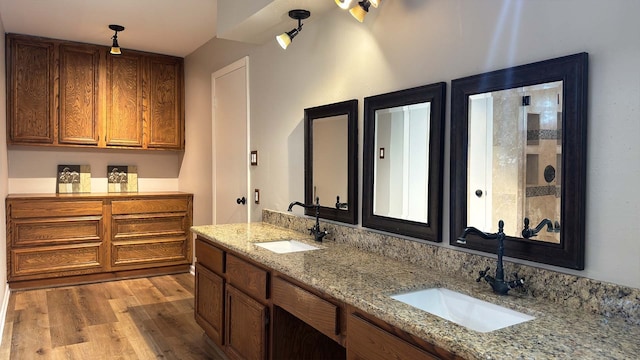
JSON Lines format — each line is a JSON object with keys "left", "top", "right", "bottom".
{"left": 467, "top": 81, "right": 562, "bottom": 243}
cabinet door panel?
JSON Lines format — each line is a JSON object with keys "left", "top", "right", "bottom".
{"left": 8, "top": 37, "right": 54, "bottom": 144}
{"left": 147, "top": 56, "right": 184, "bottom": 149}
{"left": 59, "top": 45, "right": 101, "bottom": 145}
{"left": 195, "top": 263, "right": 225, "bottom": 347}
{"left": 106, "top": 54, "right": 143, "bottom": 147}
{"left": 225, "top": 285, "right": 267, "bottom": 360}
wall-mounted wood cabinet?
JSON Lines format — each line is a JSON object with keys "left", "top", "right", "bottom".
{"left": 6, "top": 33, "right": 184, "bottom": 150}
{"left": 6, "top": 192, "right": 193, "bottom": 289}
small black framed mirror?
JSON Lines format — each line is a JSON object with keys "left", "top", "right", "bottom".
{"left": 304, "top": 99, "right": 358, "bottom": 224}
{"left": 450, "top": 53, "right": 588, "bottom": 269}
{"left": 362, "top": 83, "right": 446, "bottom": 241}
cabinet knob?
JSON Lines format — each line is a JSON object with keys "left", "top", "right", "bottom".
{"left": 475, "top": 189, "right": 483, "bottom": 197}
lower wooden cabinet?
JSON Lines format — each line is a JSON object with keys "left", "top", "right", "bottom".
{"left": 225, "top": 284, "right": 268, "bottom": 360}
{"left": 6, "top": 192, "right": 192, "bottom": 289}
{"left": 195, "top": 263, "right": 225, "bottom": 347}
{"left": 194, "top": 236, "right": 463, "bottom": 360}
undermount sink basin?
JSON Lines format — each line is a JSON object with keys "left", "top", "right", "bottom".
{"left": 255, "top": 240, "right": 320, "bottom": 254}
{"left": 390, "top": 288, "right": 535, "bottom": 333}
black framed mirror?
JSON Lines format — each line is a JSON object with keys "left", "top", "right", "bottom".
{"left": 362, "top": 83, "right": 446, "bottom": 241}
{"left": 450, "top": 53, "right": 588, "bottom": 269}
{"left": 304, "top": 99, "right": 358, "bottom": 224}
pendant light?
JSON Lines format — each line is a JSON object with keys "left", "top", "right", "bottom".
{"left": 109, "top": 24, "right": 125, "bottom": 55}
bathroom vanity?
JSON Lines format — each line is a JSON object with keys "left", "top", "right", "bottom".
{"left": 191, "top": 222, "right": 640, "bottom": 360}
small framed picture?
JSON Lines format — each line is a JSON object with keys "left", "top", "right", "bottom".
{"left": 107, "top": 165, "right": 138, "bottom": 192}
{"left": 57, "top": 165, "right": 91, "bottom": 193}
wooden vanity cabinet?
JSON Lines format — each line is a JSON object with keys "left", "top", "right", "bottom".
{"left": 193, "top": 237, "right": 460, "bottom": 360}
{"left": 6, "top": 33, "right": 184, "bottom": 150}
{"left": 195, "top": 240, "right": 270, "bottom": 360}
{"left": 6, "top": 193, "right": 192, "bottom": 289}
{"left": 195, "top": 239, "right": 226, "bottom": 347}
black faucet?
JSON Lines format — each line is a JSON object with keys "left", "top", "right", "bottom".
{"left": 335, "top": 195, "right": 348, "bottom": 210}
{"left": 457, "top": 220, "right": 525, "bottom": 295}
{"left": 521, "top": 217, "right": 554, "bottom": 238}
{"left": 287, "top": 197, "right": 328, "bottom": 242}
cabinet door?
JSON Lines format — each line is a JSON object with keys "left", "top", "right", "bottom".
{"left": 106, "top": 53, "right": 143, "bottom": 147}
{"left": 7, "top": 36, "right": 55, "bottom": 144}
{"left": 59, "top": 44, "right": 101, "bottom": 145}
{"left": 195, "top": 263, "right": 225, "bottom": 347}
{"left": 146, "top": 55, "right": 184, "bottom": 149}
{"left": 225, "top": 285, "right": 268, "bottom": 360}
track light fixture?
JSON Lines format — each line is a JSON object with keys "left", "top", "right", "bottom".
{"left": 336, "top": 0, "right": 380, "bottom": 22}
{"left": 276, "top": 9, "right": 310, "bottom": 50}
{"left": 109, "top": 24, "right": 125, "bottom": 55}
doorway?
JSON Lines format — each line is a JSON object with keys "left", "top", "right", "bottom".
{"left": 211, "top": 57, "right": 250, "bottom": 224}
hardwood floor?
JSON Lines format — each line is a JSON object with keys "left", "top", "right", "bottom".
{"left": 0, "top": 273, "right": 227, "bottom": 359}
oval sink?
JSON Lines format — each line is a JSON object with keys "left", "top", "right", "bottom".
{"left": 255, "top": 240, "right": 320, "bottom": 254}
{"left": 390, "top": 288, "right": 535, "bottom": 333}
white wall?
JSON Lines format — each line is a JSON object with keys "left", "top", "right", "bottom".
{"left": 240, "top": 0, "right": 639, "bottom": 288}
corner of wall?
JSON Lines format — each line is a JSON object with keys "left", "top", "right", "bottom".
{"left": 0, "top": 14, "right": 9, "bottom": 345}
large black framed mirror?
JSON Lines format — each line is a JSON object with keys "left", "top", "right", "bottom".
{"left": 450, "top": 53, "right": 588, "bottom": 269}
{"left": 304, "top": 99, "right": 358, "bottom": 224}
{"left": 362, "top": 83, "right": 446, "bottom": 241}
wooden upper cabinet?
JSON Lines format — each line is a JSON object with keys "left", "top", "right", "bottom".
{"left": 106, "top": 53, "right": 144, "bottom": 147}
{"left": 5, "top": 34, "right": 185, "bottom": 150}
{"left": 7, "top": 36, "right": 55, "bottom": 144}
{"left": 59, "top": 44, "right": 101, "bottom": 145}
{"left": 146, "top": 55, "right": 184, "bottom": 149}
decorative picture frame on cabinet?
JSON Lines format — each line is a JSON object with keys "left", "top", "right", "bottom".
{"left": 107, "top": 165, "right": 138, "bottom": 192}
{"left": 56, "top": 165, "right": 91, "bottom": 193}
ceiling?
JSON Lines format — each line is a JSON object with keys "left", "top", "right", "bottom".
{"left": 0, "top": 0, "right": 338, "bottom": 57}
{"left": 0, "top": 0, "right": 218, "bottom": 57}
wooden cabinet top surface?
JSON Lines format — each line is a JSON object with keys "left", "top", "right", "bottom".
{"left": 7, "top": 192, "right": 193, "bottom": 200}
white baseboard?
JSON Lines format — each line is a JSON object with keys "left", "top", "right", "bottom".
{"left": 0, "top": 284, "right": 10, "bottom": 344}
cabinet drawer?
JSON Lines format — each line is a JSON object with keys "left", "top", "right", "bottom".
{"left": 12, "top": 216, "right": 102, "bottom": 247}
{"left": 111, "top": 198, "right": 189, "bottom": 215}
{"left": 11, "top": 243, "right": 103, "bottom": 278}
{"left": 226, "top": 254, "right": 268, "bottom": 301}
{"left": 111, "top": 213, "right": 187, "bottom": 240}
{"left": 9, "top": 200, "right": 103, "bottom": 218}
{"left": 196, "top": 238, "right": 224, "bottom": 275}
{"left": 272, "top": 277, "right": 339, "bottom": 341}
{"left": 347, "top": 314, "right": 438, "bottom": 360}
{"left": 111, "top": 239, "right": 188, "bottom": 267}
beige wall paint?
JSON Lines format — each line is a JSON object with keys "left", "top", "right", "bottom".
{"left": 188, "top": 1, "right": 639, "bottom": 287}
{"left": 180, "top": 38, "right": 255, "bottom": 226}
{"left": 0, "top": 15, "right": 8, "bottom": 316}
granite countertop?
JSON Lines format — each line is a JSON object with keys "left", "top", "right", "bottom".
{"left": 191, "top": 223, "right": 640, "bottom": 360}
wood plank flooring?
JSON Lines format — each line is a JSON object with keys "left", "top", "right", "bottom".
{"left": 0, "top": 273, "right": 227, "bottom": 359}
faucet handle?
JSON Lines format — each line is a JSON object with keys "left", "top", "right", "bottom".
{"left": 476, "top": 267, "right": 490, "bottom": 282}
